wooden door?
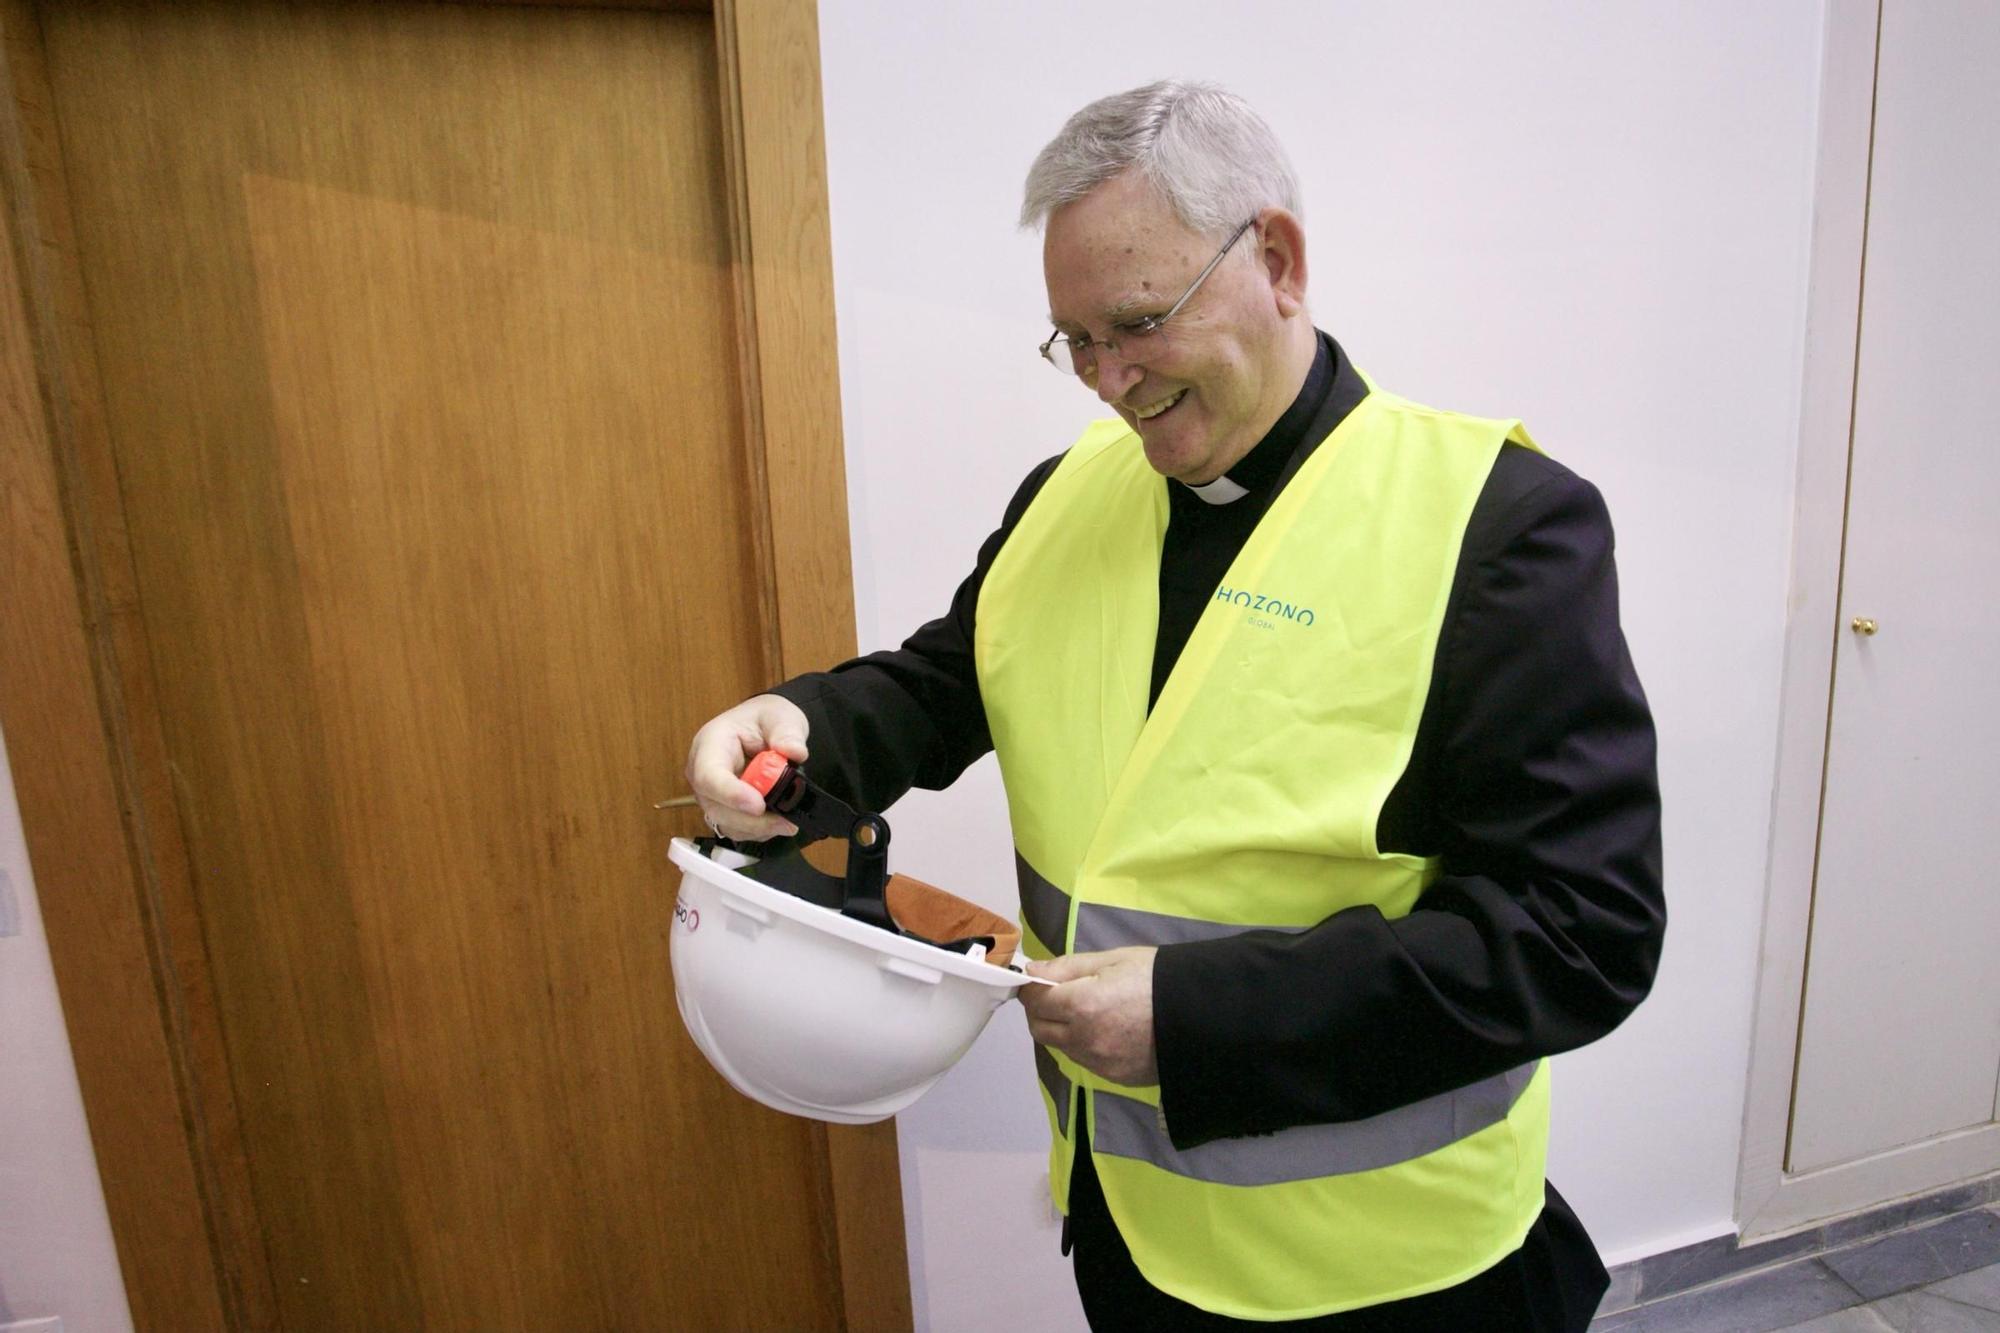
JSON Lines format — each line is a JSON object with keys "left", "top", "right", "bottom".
{"left": 0, "top": 1, "right": 905, "bottom": 1328}
{"left": 1787, "top": 0, "right": 2000, "bottom": 1178}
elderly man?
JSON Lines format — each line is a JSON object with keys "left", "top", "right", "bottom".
{"left": 687, "top": 81, "right": 1662, "bottom": 1330}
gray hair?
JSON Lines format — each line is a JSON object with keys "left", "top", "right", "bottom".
{"left": 1019, "top": 80, "right": 1302, "bottom": 238}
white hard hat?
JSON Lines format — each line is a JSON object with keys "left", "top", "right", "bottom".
{"left": 668, "top": 837, "right": 1039, "bottom": 1124}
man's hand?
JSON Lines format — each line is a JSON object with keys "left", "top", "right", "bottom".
{"left": 684, "top": 694, "right": 811, "bottom": 842}
{"left": 1021, "top": 947, "right": 1159, "bottom": 1087}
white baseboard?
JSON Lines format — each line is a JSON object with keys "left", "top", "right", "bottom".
{"left": 1598, "top": 1217, "right": 1737, "bottom": 1271}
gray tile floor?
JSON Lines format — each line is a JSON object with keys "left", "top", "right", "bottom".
{"left": 1592, "top": 1209, "right": 2000, "bottom": 1331}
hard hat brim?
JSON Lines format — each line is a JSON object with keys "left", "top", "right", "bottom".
{"left": 668, "top": 838, "right": 1036, "bottom": 1123}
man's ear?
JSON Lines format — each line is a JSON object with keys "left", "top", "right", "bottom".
{"left": 1255, "top": 208, "right": 1308, "bottom": 318}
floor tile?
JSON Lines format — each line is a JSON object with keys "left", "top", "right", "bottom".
{"left": 1825, "top": 1186, "right": 1997, "bottom": 1252}
{"left": 1930, "top": 1265, "right": 2000, "bottom": 1316}
{"left": 1868, "top": 1289, "right": 2000, "bottom": 1332}
{"left": 1587, "top": 1259, "right": 1860, "bottom": 1333}
{"left": 1639, "top": 1228, "right": 1820, "bottom": 1303}
{"left": 1771, "top": 1307, "right": 1898, "bottom": 1332}
{"left": 1601, "top": 1261, "right": 1643, "bottom": 1315}
{"left": 1824, "top": 1210, "right": 2000, "bottom": 1301}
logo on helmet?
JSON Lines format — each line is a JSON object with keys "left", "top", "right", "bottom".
{"left": 674, "top": 899, "right": 701, "bottom": 933}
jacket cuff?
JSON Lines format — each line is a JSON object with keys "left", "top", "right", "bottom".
{"left": 1152, "top": 939, "right": 1270, "bottom": 1150}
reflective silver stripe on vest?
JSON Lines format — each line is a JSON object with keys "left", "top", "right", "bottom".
{"left": 1017, "top": 854, "right": 1306, "bottom": 954}
{"left": 1034, "top": 1042, "right": 1071, "bottom": 1135}
{"left": 1092, "top": 1063, "right": 1538, "bottom": 1186}
{"left": 1015, "top": 853, "right": 1072, "bottom": 952}
{"left": 1074, "top": 899, "right": 1309, "bottom": 951}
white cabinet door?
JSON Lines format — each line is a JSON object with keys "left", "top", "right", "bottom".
{"left": 1787, "top": 0, "right": 2000, "bottom": 1174}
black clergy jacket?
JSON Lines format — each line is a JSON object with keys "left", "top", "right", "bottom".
{"left": 766, "top": 331, "right": 1664, "bottom": 1329}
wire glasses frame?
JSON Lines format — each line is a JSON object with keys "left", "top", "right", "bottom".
{"left": 1039, "top": 216, "right": 1257, "bottom": 377}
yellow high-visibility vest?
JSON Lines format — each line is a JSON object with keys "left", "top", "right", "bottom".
{"left": 975, "top": 382, "right": 1551, "bottom": 1319}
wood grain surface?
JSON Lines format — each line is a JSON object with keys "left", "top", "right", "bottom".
{"left": 17, "top": 1, "right": 866, "bottom": 1325}
{"left": 0, "top": 9, "right": 231, "bottom": 1325}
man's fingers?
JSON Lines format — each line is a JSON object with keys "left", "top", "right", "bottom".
{"left": 743, "top": 698, "right": 810, "bottom": 766}
{"left": 1019, "top": 947, "right": 1158, "bottom": 1087}
{"left": 758, "top": 720, "right": 810, "bottom": 766}
{"left": 723, "top": 777, "right": 770, "bottom": 817}
{"left": 700, "top": 807, "right": 798, "bottom": 842}
{"left": 688, "top": 751, "right": 767, "bottom": 819}
{"left": 1024, "top": 952, "right": 1104, "bottom": 985}
{"left": 1021, "top": 989, "right": 1073, "bottom": 1046}
{"left": 684, "top": 694, "right": 813, "bottom": 830}
{"left": 1017, "top": 982, "right": 1071, "bottom": 1023}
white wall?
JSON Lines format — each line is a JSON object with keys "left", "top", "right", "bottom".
{"left": 816, "top": 2, "right": 1828, "bottom": 1326}
{"left": 0, "top": 725, "right": 133, "bottom": 1331}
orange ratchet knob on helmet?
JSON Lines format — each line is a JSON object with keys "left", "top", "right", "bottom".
{"left": 740, "top": 748, "right": 866, "bottom": 846}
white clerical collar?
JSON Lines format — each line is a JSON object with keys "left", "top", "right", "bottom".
{"left": 1183, "top": 473, "right": 1250, "bottom": 505}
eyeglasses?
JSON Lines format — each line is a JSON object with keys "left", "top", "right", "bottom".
{"left": 1039, "top": 217, "right": 1256, "bottom": 378}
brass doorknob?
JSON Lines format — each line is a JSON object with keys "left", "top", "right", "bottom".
{"left": 1851, "top": 617, "right": 1878, "bottom": 636}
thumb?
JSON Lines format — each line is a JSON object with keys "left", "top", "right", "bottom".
{"left": 1025, "top": 953, "right": 1099, "bottom": 984}
{"left": 765, "top": 724, "right": 809, "bottom": 765}
{"left": 751, "top": 697, "right": 810, "bottom": 764}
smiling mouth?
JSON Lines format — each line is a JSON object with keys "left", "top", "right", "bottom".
{"left": 1131, "top": 389, "right": 1187, "bottom": 421}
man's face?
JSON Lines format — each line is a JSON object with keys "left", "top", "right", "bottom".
{"left": 1043, "top": 170, "right": 1291, "bottom": 485}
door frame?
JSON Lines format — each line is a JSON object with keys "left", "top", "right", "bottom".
{"left": 1735, "top": 0, "right": 2000, "bottom": 1242}
{"left": 0, "top": 1, "right": 908, "bottom": 1327}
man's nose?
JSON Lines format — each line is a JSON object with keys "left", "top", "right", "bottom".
{"left": 1091, "top": 352, "right": 1143, "bottom": 405}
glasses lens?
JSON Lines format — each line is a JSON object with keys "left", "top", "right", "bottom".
{"left": 1044, "top": 337, "right": 1084, "bottom": 376}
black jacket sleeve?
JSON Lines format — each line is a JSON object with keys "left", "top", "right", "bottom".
{"left": 764, "top": 453, "right": 1065, "bottom": 814}
{"left": 1151, "top": 458, "right": 1665, "bottom": 1148}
